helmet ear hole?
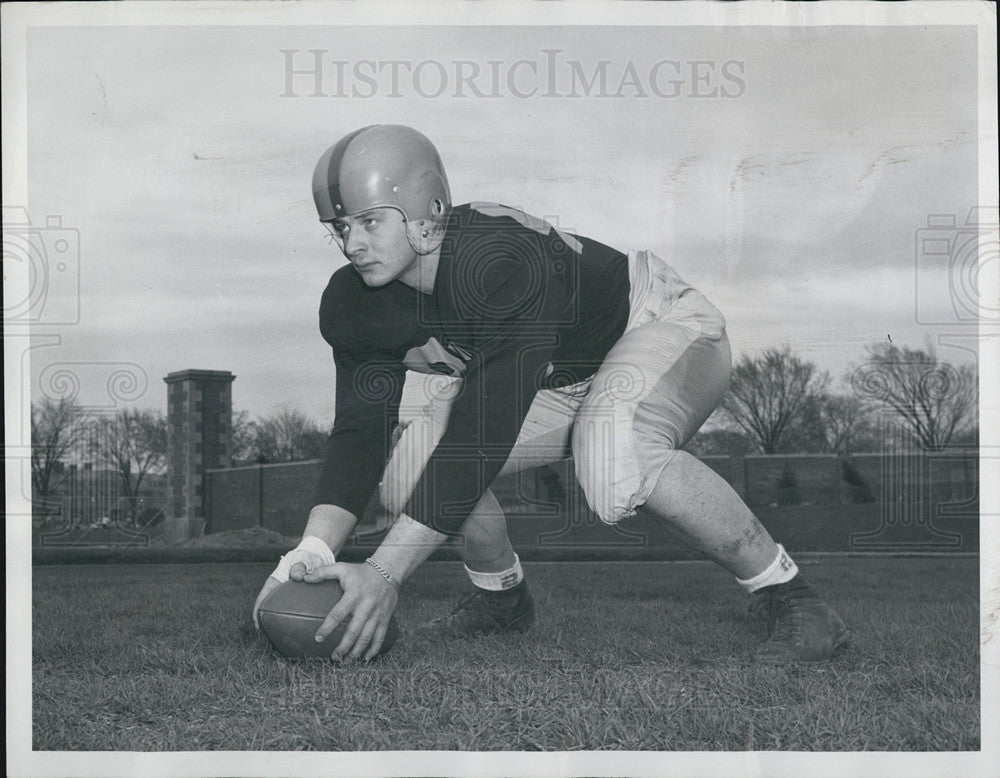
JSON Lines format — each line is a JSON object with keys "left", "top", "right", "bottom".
{"left": 406, "top": 217, "right": 445, "bottom": 255}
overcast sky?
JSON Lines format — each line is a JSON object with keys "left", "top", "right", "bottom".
{"left": 21, "top": 23, "right": 980, "bottom": 422}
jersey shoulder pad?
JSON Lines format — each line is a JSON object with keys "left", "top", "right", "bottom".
{"left": 461, "top": 202, "right": 583, "bottom": 254}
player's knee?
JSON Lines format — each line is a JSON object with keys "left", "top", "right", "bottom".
{"left": 595, "top": 502, "right": 632, "bottom": 525}
{"left": 571, "top": 421, "right": 641, "bottom": 525}
{"left": 574, "top": 465, "right": 639, "bottom": 525}
{"left": 590, "top": 494, "right": 636, "bottom": 525}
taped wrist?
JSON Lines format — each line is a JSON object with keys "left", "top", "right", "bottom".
{"left": 270, "top": 535, "right": 336, "bottom": 583}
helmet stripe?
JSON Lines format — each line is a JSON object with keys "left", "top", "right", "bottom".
{"left": 312, "top": 124, "right": 449, "bottom": 225}
{"left": 312, "top": 125, "right": 376, "bottom": 221}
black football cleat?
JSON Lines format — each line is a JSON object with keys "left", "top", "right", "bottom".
{"left": 409, "top": 579, "right": 535, "bottom": 642}
{"left": 750, "top": 574, "right": 850, "bottom": 663}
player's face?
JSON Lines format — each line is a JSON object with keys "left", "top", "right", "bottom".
{"left": 326, "top": 208, "right": 420, "bottom": 288}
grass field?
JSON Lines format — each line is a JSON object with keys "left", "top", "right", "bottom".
{"left": 32, "top": 557, "right": 979, "bottom": 751}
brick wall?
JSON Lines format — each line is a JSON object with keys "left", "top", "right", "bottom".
{"left": 260, "top": 461, "right": 324, "bottom": 535}
{"left": 206, "top": 450, "right": 979, "bottom": 535}
{"left": 206, "top": 461, "right": 322, "bottom": 535}
{"left": 744, "top": 455, "right": 844, "bottom": 507}
{"left": 204, "top": 464, "right": 263, "bottom": 534}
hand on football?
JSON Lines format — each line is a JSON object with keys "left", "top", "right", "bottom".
{"left": 252, "top": 539, "right": 335, "bottom": 630}
{"left": 252, "top": 576, "right": 282, "bottom": 630}
{"left": 304, "top": 561, "right": 400, "bottom": 661}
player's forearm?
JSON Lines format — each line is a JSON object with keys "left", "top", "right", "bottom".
{"left": 369, "top": 513, "right": 448, "bottom": 586}
{"left": 303, "top": 504, "right": 360, "bottom": 557}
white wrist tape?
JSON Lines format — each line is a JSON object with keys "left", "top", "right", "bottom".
{"left": 270, "top": 535, "right": 335, "bottom": 583}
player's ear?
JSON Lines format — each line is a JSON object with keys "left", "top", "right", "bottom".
{"left": 406, "top": 197, "right": 448, "bottom": 255}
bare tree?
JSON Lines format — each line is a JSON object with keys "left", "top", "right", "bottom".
{"left": 250, "top": 409, "right": 327, "bottom": 463}
{"left": 799, "top": 392, "right": 880, "bottom": 454}
{"left": 229, "top": 409, "right": 256, "bottom": 466}
{"left": 685, "top": 410, "right": 754, "bottom": 457}
{"left": 91, "top": 408, "right": 168, "bottom": 523}
{"left": 850, "top": 342, "right": 977, "bottom": 451}
{"left": 718, "top": 346, "right": 830, "bottom": 454}
{"left": 30, "top": 397, "right": 87, "bottom": 523}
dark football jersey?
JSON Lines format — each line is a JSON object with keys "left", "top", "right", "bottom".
{"left": 314, "top": 203, "right": 630, "bottom": 533}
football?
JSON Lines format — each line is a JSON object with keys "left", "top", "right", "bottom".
{"left": 257, "top": 579, "right": 399, "bottom": 660}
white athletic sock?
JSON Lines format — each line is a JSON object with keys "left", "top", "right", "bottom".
{"left": 736, "top": 544, "right": 799, "bottom": 593}
{"left": 464, "top": 554, "right": 524, "bottom": 591}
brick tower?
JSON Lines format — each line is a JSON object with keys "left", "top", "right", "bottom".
{"left": 164, "top": 369, "right": 235, "bottom": 523}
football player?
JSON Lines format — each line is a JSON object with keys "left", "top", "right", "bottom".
{"left": 253, "top": 125, "right": 849, "bottom": 663}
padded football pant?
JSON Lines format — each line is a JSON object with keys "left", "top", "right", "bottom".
{"left": 380, "top": 251, "right": 732, "bottom": 525}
